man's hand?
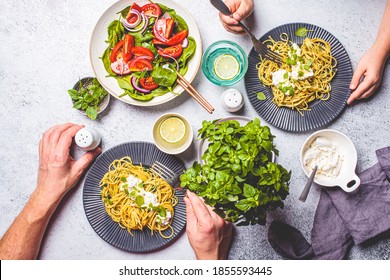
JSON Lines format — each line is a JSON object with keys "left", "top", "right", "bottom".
{"left": 36, "top": 123, "right": 101, "bottom": 204}
{"left": 184, "top": 191, "right": 233, "bottom": 260}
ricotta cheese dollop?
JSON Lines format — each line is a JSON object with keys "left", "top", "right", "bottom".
{"left": 303, "top": 136, "right": 343, "bottom": 179}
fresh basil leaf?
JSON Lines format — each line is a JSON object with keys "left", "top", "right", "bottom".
{"left": 86, "top": 106, "right": 97, "bottom": 120}
{"left": 256, "top": 91, "right": 266, "bottom": 100}
{"left": 295, "top": 27, "right": 313, "bottom": 37}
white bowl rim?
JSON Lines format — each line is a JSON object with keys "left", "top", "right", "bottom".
{"left": 152, "top": 112, "right": 193, "bottom": 155}
{"left": 300, "top": 129, "right": 360, "bottom": 192}
{"left": 89, "top": 0, "right": 202, "bottom": 107}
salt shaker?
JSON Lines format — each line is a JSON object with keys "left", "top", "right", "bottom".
{"left": 75, "top": 127, "right": 101, "bottom": 151}
{"left": 221, "top": 88, "right": 244, "bottom": 112}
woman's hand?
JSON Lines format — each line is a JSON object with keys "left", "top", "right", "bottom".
{"left": 348, "top": 44, "right": 389, "bottom": 104}
{"left": 219, "top": 0, "right": 254, "bottom": 34}
{"left": 184, "top": 191, "right": 233, "bottom": 260}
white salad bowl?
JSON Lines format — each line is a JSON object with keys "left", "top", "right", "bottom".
{"left": 300, "top": 129, "right": 360, "bottom": 193}
{"left": 89, "top": 0, "right": 202, "bottom": 107}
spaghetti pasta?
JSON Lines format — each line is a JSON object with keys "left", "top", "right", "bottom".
{"left": 100, "top": 156, "right": 177, "bottom": 238}
{"left": 257, "top": 33, "right": 336, "bottom": 114}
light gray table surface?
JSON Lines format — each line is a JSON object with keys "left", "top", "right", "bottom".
{"left": 0, "top": 0, "right": 389, "bottom": 260}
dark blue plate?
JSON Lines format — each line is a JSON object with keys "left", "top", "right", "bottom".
{"left": 83, "top": 142, "right": 186, "bottom": 253}
{"left": 245, "top": 22, "right": 353, "bottom": 132}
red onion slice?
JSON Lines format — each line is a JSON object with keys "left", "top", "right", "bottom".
{"left": 131, "top": 76, "right": 151, "bottom": 94}
{"left": 124, "top": 10, "right": 141, "bottom": 28}
{"left": 182, "top": 38, "right": 188, "bottom": 48}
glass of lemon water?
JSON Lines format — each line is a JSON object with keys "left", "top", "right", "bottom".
{"left": 202, "top": 40, "right": 248, "bottom": 86}
{"left": 153, "top": 113, "right": 193, "bottom": 154}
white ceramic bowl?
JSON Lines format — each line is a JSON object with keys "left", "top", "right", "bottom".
{"left": 89, "top": 0, "right": 202, "bottom": 107}
{"left": 153, "top": 113, "right": 193, "bottom": 155}
{"left": 300, "top": 129, "right": 360, "bottom": 192}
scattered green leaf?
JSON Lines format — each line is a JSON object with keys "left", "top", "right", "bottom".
{"left": 295, "top": 27, "right": 314, "bottom": 37}
{"left": 256, "top": 92, "right": 266, "bottom": 101}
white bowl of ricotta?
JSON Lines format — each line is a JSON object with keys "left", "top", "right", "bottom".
{"left": 300, "top": 129, "right": 360, "bottom": 193}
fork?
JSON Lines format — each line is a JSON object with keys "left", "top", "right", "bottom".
{"left": 151, "top": 161, "right": 185, "bottom": 192}
{"left": 210, "top": 0, "right": 283, "bottom": 65}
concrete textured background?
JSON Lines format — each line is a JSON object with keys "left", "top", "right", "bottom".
{"left": 0, "top": 0, "right": 389, "bottom": 260}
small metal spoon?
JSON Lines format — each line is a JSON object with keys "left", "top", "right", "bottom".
{"left": 299, "top": 165, "right": 318, "bottom": 202}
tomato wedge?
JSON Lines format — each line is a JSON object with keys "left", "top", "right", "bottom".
{"left": 131, "top": 46, "right": 154, "bottom": 60}
{"left": 157, "top": 44, "right": 183, "bottom": 59}
{"left": 128, "top": 57, "right": 153, "bottom": 72}
{"left": 141, "top": 3, "right": 162, "bottom": 17}
{"left": 139, "top": 77, "right": 159, "bottom": 90}
{"left": 165, "top": 30, "right": 188, "bottom": 46}
{"left": 124, "top": 34, "right": 134, "bottom": 54}
{"left": 126, "top": 3, "right": 143, "bottom": 24}
{"left": 110, "top": 40, "right": 124, "bottom": 63}
{"left": 153, "top": 19, "right": 168, "bottom": 42}
{"left": 165, "top": 19, "right": 175, "bottom": 39}
{"left": 110, "top": 35, "right": 134, "bottom": 63}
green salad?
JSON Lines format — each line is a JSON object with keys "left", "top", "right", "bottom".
{"left": 101, "top": 1, "right": 196, "bottom": 101}
{"left": 180, "top": 118, "right": 291, "bottom": 226}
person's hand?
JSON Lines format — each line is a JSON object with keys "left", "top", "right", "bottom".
{"left": 219, "top": 0, "right": 254, "bottom": 34}
{"left": 348, "top": 44, "right": 389, "bottom": 104}
{"left": 36, "top": 123, "right": 101, "bottom": 204}
{"left": 184, "top": 191, "right": 233, "bottom": 260}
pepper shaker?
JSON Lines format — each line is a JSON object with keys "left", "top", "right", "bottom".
{"left": 75, "top": 127, "right": 101, "bottom": 151}
{"left": 221, "top": 88, "right": 244, "bottom": 112}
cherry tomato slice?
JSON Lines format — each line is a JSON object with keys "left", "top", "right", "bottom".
{"left": 139, "top": 77, "right": 159, "bottom": 90}
{"left": 128, "top": 57, "right": 154, "bottom": 72}
{"left": 153, "top": 19, "right": 168, "bottom": 42}
{"left": 110, "top": 40, "right": 124, "bottom": 63}
{"left": 123, "top": 34, "right": 134, "bottom": 54}
{"left": 126, "top": 3, "right": 143, "bottom": 24}
{"left": 165, "top": 30, "right": 188, "bottom": 46}
{"left": 157, "top": 44, "right": 183, "bottom": 59}
{"left": 165, "top": 19, "right": 175, "bottom": 39}
{"left": 131, "top": 46, "right": 154, "bottom": 60}
{"left": 141, "top": 3, "right": 162, "bottom": 17}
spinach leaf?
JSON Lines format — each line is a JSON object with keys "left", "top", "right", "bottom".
{"left": 178, "top": 37, "right": 196, "bottom": 75}
{"left": 106, "top": 20, "right": 125, "bottom": 48}
{"left": 151, "top": 66, "right": 177, "bottom": 87}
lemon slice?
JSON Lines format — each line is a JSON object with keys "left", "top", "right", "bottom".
{"left": 159, "top": 117, "right": 186, "bottom": 143}
{"left": 213, "top": 54, "right": 240, "bottom": 80}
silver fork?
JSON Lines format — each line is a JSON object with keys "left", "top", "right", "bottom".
{"left": 151, "top": 161, "right": 184, "bottom": 192}
{"left": 210, "top": 0, "right": 283, "bottom": 65}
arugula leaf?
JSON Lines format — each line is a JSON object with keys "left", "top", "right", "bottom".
{"left": 256, "top": 91, "right": 266, "bottom": 101}
{"left": 295, "top": 27, "right": 314, "bottom": 37}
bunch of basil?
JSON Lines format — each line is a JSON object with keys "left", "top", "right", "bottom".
{"left": 180, "top": 118, "right": 291, "bottom": 226}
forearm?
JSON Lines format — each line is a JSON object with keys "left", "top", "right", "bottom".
{"left": 373, "top": 0, "right": 390, "bottom": 58}
{"left": 0, "top": 189, "right": 60, "bottom": 259}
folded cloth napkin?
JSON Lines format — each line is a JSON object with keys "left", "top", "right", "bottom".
{"left": 268, "top": 146, "right": 390, "bottom": 259}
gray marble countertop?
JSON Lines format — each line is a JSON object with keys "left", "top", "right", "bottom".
{"left": 0, "top": 0, "right": 389, "bottom": 260}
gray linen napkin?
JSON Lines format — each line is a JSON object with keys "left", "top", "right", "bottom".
{"left": 268, "top": 147, "right": 390, "bottom": 259}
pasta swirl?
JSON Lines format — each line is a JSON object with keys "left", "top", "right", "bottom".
{"left": 257, "top": 34, "right": 336, "bottom": 114}
{"left": 100, "top": 156, "right": 177, "bottom": 238}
